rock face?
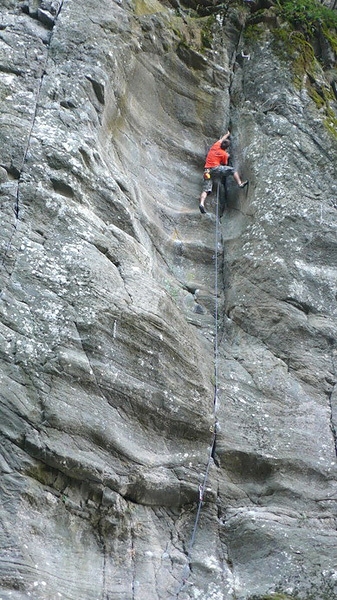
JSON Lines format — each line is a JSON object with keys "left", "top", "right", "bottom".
{"left": 1, "top": 0, "right": 337, "bottom": 598}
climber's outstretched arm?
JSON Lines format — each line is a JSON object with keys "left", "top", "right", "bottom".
{"left": 218, "top": 130, "right": 230, "bottom": 144}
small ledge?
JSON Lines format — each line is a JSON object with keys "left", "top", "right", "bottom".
{"left": 282, "top": 297, "right": 314, "bottom": 315}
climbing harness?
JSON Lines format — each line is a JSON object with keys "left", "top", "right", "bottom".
{"left": 176, "top": 182, "right": 222, "bottom": 596}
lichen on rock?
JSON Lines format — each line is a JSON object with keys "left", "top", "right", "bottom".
{"left": 1, "top": 0, "right": 337, "bottom": 599}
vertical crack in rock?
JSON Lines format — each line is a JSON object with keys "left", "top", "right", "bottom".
{"left": 1, "top": 1, "right": 65, "bottom": 273}
{"left": 130, "top": 526, "right": 136, "bottom": 600}
{"left": 175, "top": 209, "right": 226, "bottom": 596}
{"left": 329, "top": 386, "right": 337, "bottom": 457}
{"left": 328, "top": 341, "right": 337, "bottom": 457}
{"left": 212, "top": 224, "right": 226, "bottom": 468}
{"left": 215, "top": 480, "right": 232, "bottom": 595}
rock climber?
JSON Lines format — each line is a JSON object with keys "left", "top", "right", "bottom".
{"left": 199, "top": 131, "right": 248, "bottom": 214}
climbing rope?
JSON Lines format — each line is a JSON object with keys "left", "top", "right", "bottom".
{"left": 176, "top": 182, "right": 222, "bottom": 596}
{"left": 214, "top": 181, "right": 221, "bottom": 407}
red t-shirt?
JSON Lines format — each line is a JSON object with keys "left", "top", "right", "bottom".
{"left": 204, "top": 141, "right": 229, "bottom": 168}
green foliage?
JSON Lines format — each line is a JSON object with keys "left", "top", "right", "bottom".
{"left": 276, "top": 0, "right": 337, "bottom": 35}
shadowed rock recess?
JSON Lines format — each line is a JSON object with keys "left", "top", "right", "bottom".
{"left": 1, "top": 0, "right": 337, "bottom": 598}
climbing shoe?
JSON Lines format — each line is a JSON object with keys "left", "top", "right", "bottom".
{"left": 239, "top": 180, "right": 248, "bottom": 188}
{"left": 199, "top": 204, "right": 206, "bottom": 214}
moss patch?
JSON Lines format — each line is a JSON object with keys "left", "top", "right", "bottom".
{"left": 133, "top": 0, "right": 168, "bottom": 16}
{"left": 271, "top": 24, "right": 337, "bottom": 138}
{"left": 324, "top": 112, "right": 337, "bottom": 138}
{"left": 169, "top": 13, "right": 215, "bottom": 54}
{"left": 249, "top": 594, "right": 297, "bottom": 600}
{"left": 322, "top": 25, "right": 337, "bottom": 55}
{"left": 273, "top": 28, "right": 316, "bottom": 86}
{"left": 244, "top": 22, "right": 266, "bottom": 44}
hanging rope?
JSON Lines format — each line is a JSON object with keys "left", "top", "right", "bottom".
{"left": 176, "top": 181, "right": 222, "bottom": 596}
{"left": 214, "top": 181, "right": 221, "bottom": 409}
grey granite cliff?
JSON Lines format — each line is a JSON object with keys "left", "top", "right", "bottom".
{"left": 1, "top": 0, "right": 337, "bottom": 598}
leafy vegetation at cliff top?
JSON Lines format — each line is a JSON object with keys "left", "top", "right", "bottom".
{"left": 276, "top": 0, "right": 337, "bottom": 35}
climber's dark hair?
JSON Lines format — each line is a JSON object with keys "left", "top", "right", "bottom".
{"left": 220, "top": 140, "right": 230, "bottom": 149}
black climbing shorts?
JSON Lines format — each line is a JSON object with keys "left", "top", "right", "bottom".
{"left": 202, "top": 165, "right": 234, "bottom": 194}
